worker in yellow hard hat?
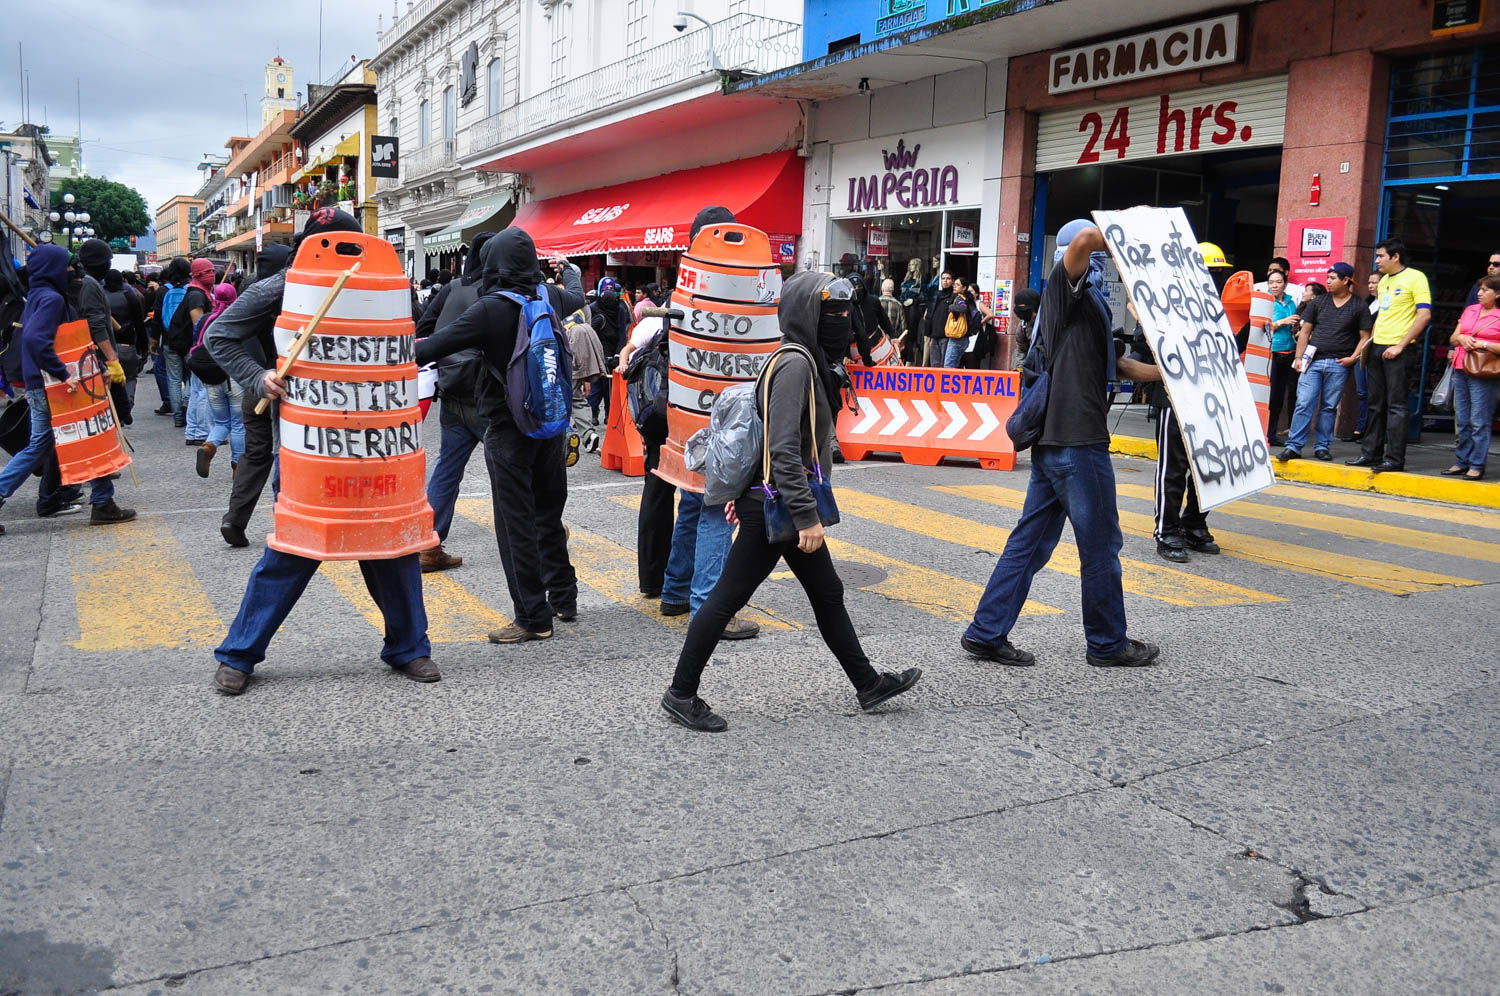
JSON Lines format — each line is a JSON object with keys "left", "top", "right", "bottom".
{"left": 1198, "top": 242, "right": 1231, "bottom": 269}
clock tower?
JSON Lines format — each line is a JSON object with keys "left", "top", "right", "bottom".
{"left": 261, "top": 56, "right": 296, "bottom": 127}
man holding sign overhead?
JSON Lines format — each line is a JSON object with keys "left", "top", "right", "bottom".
{"left": 963, "top": 219, "right": 1157, "bottom": 671}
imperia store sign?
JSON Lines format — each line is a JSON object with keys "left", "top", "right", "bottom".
{"left": 830, "top": 123, "right": 981, "bottom": 219}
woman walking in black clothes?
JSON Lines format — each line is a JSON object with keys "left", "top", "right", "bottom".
{"left": 660, "top": 271, "right": 922, "bottom": 732}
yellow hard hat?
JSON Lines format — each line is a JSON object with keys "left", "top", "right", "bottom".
{"left": 1198, "top": 242, "right": 1230, "bottom": 268}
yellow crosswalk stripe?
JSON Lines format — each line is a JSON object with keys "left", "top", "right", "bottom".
{"left": 940, "top": 485, "right": 1480, "bottom": 597}
{"left": 1268, "top": 482, "right": 1500, "bottom": 532}
{"left": 615, "top": 493, "right": 1059, "bottom": 621}
{"left": 824, "top": 537, "right": 1062, "bottom": 622}
{"left": 319, "top": 560, "right": 510, "bottom": 643}
{"left": 69, "top": 518, "right": 226, "bottom": 650}
{"left": 1114, "top": 482, "right": 1500, "bottom": 564}
{"left": 835, "top": 488, "right": 1282, "bottom": 608}
{"left": 455, "top": 498, "right": 799, "bottom": 633}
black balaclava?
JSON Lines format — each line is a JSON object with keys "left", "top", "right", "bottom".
{"left": 482, "top": 227, "right": 545, "bottom": 296}
{"left": 1013, "top": 287, "right": 1040, "bottom": 324}
{"left": 79, "top": 238, "right": 112, "bottom": 280}
{"left": 463, "top": 232, "right": 495, "bottom": 281}
{"left": 293, "top": 206, "right": 361, "bottom": 252}
{"left": 254, "top": 244, "right": 293, "bottom": 283}
{"left": 689, "top": 205, "right": 735, "bottom": 245}
{"left": 103, "top": 269, "right": 124, "bottom": 292}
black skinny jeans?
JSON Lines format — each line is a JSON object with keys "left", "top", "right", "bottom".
{"left": 224, "top": 392, "right": 276, "bottom": 531}
{"left": 670, "top": 497, "right": 878, "bottom": 698}
{"left": 1267, "top": 352, "right": 1298, "bottom": 436}
{"left": 638, "top": 442, "right": 676, "bottom": 594}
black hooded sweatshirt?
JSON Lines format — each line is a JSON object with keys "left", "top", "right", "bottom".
{"left": 417, "top": 231, "right": 495, "bottom": 402}
{"left": 414, "top": 228, "right": 585, "bottom": 424}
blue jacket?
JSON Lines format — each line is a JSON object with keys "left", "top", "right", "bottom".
{"left": 18, "top": 244, "right": 71, "bottom": 390}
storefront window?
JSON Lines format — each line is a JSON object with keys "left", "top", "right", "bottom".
{"left": 832, "top": 213, "right": 943, "bottom": 287}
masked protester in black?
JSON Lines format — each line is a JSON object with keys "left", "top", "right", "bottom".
{"left": 414, "top": 227, "right": 586, "bottom": 642}
{"left": 204, "top": 208, "right": 438, "bottom": 695}
{"left": 660, "top": 270, "right": 923, "bottom": 733}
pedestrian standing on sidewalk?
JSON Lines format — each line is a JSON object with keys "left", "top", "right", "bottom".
{"left": 660, "top": 270, "right": 923, "bottom": 733}
{"left": 0, "top": 244, "right": 136, "bottom": 530}
{"left": 211, "top": 244, "right": 292, "bottom": 548}
{"left": 414, "top": 230, "right": 494, "bottom": 573}
{"left": 1264, "top": 270, "right": 1300, "bottom": 446}
{"left": 1445, "top": 274, "right": 1500, "bottom": 480}
{"left": 414, "top": 228, "right": 583, "bottom": 644}
{"left": 1279, "top": 263, "right": 1373, "bottom": 464}
{"left": 963, "top": 219, "right": 1158, "bottom": 670}
{"left": 1349, "top": 240, "right": 1432, "bottom": 473}
{"left": 207, "top": 208, "right": 438, "bottom": 695}
{"left": 924, "top": 270, "right": 955, "bottom": 367}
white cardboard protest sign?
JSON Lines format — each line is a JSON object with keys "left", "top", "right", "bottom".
{"left": 1093, "top": 206, "right": 1275, "bottom": 509}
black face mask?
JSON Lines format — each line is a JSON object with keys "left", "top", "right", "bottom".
{"left": 817, "top": 309, "right": 850, "bottom": 357}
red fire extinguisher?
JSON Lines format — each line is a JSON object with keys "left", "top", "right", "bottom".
{"left": 1310, "top": 173, "right": 1321, "bottom": 206}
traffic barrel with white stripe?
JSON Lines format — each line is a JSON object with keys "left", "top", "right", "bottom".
{"left": 268, "top": 233, "right": 438, "bottom": 560}
{"left": 1221, "top": 270, "right": 1270, "bottom": 434}
{"left": 852, "top": 328, "right": 902, "bottom": 368}
{"left": 44, "top": 319, "right": 131, "bottom": 485}
{"left": 656, "top": 223, "right": 782, "bottom": 490}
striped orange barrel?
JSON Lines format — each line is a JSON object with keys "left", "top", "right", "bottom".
{"left": 269, "top": 233, "right": 438, "bottom": 560}
{"left": 1222, "top": 270, "right": 1270, "bottom": 434}
{"left": 656, "top": 224, "right": 782, "bottom": 491}
{"left": 44, "top": 319, "right": 130, "bottom": 485}
{"left": 854, "top": 329, "right": 902, "bottom": 368}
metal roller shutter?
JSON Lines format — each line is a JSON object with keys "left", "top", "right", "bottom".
{"left": 1035, "top": 76, "right": 1289, "bottom": 173}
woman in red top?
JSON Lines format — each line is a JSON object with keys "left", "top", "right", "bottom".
{"left": 1446, "top": 274, "right": 1500, "bottom": 480}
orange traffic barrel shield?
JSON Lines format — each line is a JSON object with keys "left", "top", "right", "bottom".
{"left": 45, "top": 319, "right": 131, "bottom": 485}
{"left": 268, "top": 232, "right": 438, "bottom": 560}
{"left": 1221, "top": 270, "right": 1270, "bottom": 434}
{"left": 853, "top": 329, "right": 902, "bottom": 368}
{"left": 656, "top": 224, "right": 782, "bottom": 491}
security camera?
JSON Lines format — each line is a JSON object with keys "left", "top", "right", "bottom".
{"left": 673, "top": 13, "right": 689, "bottom": 31}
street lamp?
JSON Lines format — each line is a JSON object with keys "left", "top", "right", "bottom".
{"left": 672, "top": 11, "right": 725, "bottom": 72}
{"left": 50, "top": 192, "right": 95, "bottom": 248}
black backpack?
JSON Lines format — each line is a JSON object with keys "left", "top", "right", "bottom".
{"left": 624, "top": 327, "right": 670, "bottom": 445}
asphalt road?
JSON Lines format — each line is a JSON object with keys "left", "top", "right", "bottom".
{"left": 1, "top": 395, "right": 1498, "bottom": 995}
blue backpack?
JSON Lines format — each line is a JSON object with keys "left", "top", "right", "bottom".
{"left": 494, "top": 284, "right": 573, "bottom": 439}
{"left": 158, "top": 283, "right": 188, "bottom": 329}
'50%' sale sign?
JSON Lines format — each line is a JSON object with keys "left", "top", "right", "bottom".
{"left": 1035, "top": 77, "right": 1287, "bottom": 172}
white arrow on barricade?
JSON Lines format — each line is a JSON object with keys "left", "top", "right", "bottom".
{"left": 969, "top": 402, "right": 1000, "bottom": 441}
{"left": 908, "top": 399, "right": 938, "bottom": 437}
{"left": 878, "top": 398, "right": 909, "bottom": 436}
{"left": 852, "top": 396, "right": 881, "bottom": 434}
{"left": 937, "top": 401, "right": 968, "bottom": 440}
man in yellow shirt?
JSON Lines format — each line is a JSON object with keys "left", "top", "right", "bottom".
{"left": 1348, "top": 239, "right": 1431, "bottom": 472}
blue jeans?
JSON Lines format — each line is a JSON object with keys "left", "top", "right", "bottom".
{"left": 966, "top": 444, "right": 1127, "bottom": 657}
{"left": 186, "top": 375, "right": 211, "bottom": 440}
{"left": 205, "top": 379, "right": 245, "bottom": 463}
{"left": 1453, "top": 368, "right": 1499, "bottom": 471}
{"left": 662, "top": 490, "right": 737, "bottom": 614}
{"left": 426, "top": 397, "right": 485, "bottom": 541}
{"left": 944, "top": 336, "right": 970, "bottom": 368}
{"left": 153, "top": 349, "right": 171, "bottom": 406}
{"left": 1354, "top": 361, "right": 1369, "bottom": 433}
{"left": 1285, "top": 357, "right": 1350, "bottom": 454}
{"left": 215, "top": 549, "right": 430, "bottom": 673}
{"left": 163, "top": 347, "right": 186, "bottom": 414}
{"left": 0, "top": 388, "right": 112, "bottom": 507}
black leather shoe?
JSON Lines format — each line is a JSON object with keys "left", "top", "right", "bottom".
{"left": 1277, "top": 448, "right": 1300, "bottom": 462}
{"left": 1087, "top": 639, "right": 1161, "bottom": 668}
{"left": 857, "top": 667, "right": 923, "bottom": 711}
{"left": 213, "top": 664, "right": 249, "bottom": 695}
{"left": 659, "top": 601, "right": 690, "bottom": 617}
{"left": 961, "top": 635, "right": 1036, "bottom": 666}
{"left": 154, "top": 404, "right": 172, "bottom": 416}
{"left": 1314, "top": 449, "right": 1332, "bottom": 461}
{"left": 1184, "top": 531, "right": 1220, "bottom": 555}
{"left": 89, "top": 500, "right": 137, "bottom": 525}
{"left": 1372, "top": 460, "right": 1404, "bottom": 473}
{"left": 661, "top": 690, "right": 728, "bottom": 732}
{"left": 392, "top": 656, "right": 441, "bottom": 682}
{"left": 1156, "top": 540, "right": 1190, "bottom": 563}
{"left": 1346, "top": 455, "right": 1381, "bottom": 467}
{"left": 221, "top": 521, "right": 250, "bottom": 548}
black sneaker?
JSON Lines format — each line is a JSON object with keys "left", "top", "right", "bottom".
{"left": 155, "top": 404, "right": 172, "bottom": 416}
{"left": 659, "top": 601, "right": 690, "bottom": 617}
{"left": 857, "top": 667, "right": 923, "bottom": 711}
{"left": 221, "top": 521, "right": 250, "bottom": 548}
{"left": 960, "top": 635, "right": 1035, "bottom": 666}
{"left": 661, "top": 690, "right": 728, "bottom": 732}
{"left": 1183, "top": 530, "right": 1220, "bottom": 555}
{"left": 89, "top": 500, "right": 137, "bottom": 525}
{"left": 1152, "top": 540, "right": 1188, "bottom": 564}
{"left": 1087, "top": 639, "right": 1161, "bottom": 668}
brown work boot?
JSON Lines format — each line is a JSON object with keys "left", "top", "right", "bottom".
{"left": 196, "top": 441, "right": 216, "bottom": 478}
{"left": 420, "top": 545, "right": 463, "bottom": 572}
{"left": 722, "top": 614, "right": 760, "bottom": 641}
{"left": 488, "top": 623, "right": 552, "bottom": 644}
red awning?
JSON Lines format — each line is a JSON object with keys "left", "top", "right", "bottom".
{"left": 511, "top": 151, "right": 804, "bottom": 256}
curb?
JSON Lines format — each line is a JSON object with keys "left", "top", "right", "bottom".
{"left": 1108, "top": 434, "right": 1500, "bottom": 510}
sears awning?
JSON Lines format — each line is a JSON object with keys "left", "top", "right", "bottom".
{"left": 510, "top": 151, "right": 803, "bottom": 256}
{"left": 425, "top": 190, "right": 515, "bottom": 250}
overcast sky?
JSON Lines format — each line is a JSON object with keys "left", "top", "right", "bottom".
{"left": 1, "top": 0, "right": 389, "bottom": 220}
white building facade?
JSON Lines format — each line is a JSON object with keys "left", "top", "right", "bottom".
{"left": 370, "top": 0, "right": 521, "bottom": 278}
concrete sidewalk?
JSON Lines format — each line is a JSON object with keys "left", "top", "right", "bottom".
{"left": 1108, "top": 405, "right": 1500, "bottom": 509}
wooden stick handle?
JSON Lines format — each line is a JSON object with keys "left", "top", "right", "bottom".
{"left": 253, "top": 260, "right": 361, "bottom": 415}
{"left": 0, "top": 209, "right": 38, "bottom": 248}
